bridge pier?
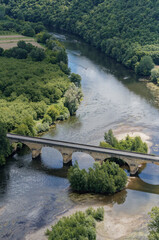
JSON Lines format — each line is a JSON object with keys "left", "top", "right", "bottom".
{"left": 32, "top": 148, "right": 42, "bottom": 159}
{"left": 62, "top": 152, "right": 73, "bottom": 166}
{"left": 129, "top": 164, "right": 139, "bottom": 176}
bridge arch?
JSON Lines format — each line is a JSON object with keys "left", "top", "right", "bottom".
{"left": 72, "top": 151, "right": 95, "bottom": 170}
{"left": 41, "top": 146, "right": 63, "bottom": 169}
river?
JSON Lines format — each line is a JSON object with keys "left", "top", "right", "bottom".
{"left": 0, "top": 33, "right": 159, "bottom": 240}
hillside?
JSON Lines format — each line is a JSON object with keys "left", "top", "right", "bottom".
{"left": 2, "top": 0, "right": 159, "bottom": 76}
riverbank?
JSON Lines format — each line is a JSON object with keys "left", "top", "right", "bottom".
{"left": 146, "top": 82, "right": 159, "bottom": 108}
{"left": 25, "top": 201, "right": 149, "bottom": 240}
{"left": 114, "top": 125, "right": 152, "bottom": 153}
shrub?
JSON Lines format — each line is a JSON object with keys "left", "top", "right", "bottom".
{"left": 46, "top": 105, "right": 60, "bottom": 121}
{"left": 68, "top": 161, "right": 127, "bottom": 194}
{"left": 42, "top": 114, "right": 52, "bottom": 125}
{"left": 148, "top": 207, "right": 159, "bottom": 240}
{"left": 36, "top": 31, "right": 51, "bottom": 43}
{"left": 101, "top": 129, "right": 148, "bottom": 154}
{"left": 135, "top": 56, "right": 154, "bottom": 76}
{"left": 151, "top": 68, "right": 159, "bottom": 84}
{"left": 46, "top": 208, "right": 104, "bottom": 240}
{"left": 36, "top": 122, "right": 49, "bottom": 133}
{"left": 0, "top": 122, "right": 11, "bottom": 166}
{"left": 64, "top": 83, "right": 83, "bottom": 115}
{"left": 70, "top": 73, "right": 82, "bottom": 87}
{"left": 86, "top": 207, "right": 104, "bottom": 221}
{"left": 29, "top": 48, "right": 46, "bottom": 61}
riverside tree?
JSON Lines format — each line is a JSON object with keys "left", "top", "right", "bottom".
{"left": 68, "top": 161, "right": 127, "bottom": 194}
{"left": 46, "top": 207, "right": 104, "bottom": 240}
{"left": 64, "top": 83, "right": 83, "bottom": 115}
{"left": 0, "top": 123, "right": 11, "bottom": 166}
{"left": 148, "top": 207, "right": 159, "bottom": 240}
{"left": 100, "top": 129, "right": 148, "bottom": 154}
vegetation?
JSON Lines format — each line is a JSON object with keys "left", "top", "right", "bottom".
{"left": 0, "top": 123, "right": 11, "bottom": 165}
{"left": 148, "top": 207, "right": 159, "bottom": 240}
{"left": 0, "top": 23, "right": 82, "bottom": 165}
{"left": 46, "top": 207, "right": 104, "bottom": 240}
{"left": 68, "top": 161, "right": 127, "bottom": 194}
{"left": 2, "top": 0, "right": 159, "bottom": 78}
{"left": 100, "top": 129, "right": 148, "bottom": 154}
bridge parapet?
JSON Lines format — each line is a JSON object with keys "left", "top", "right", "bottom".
{"left": 7, "top": 133, "right": 159, "bottom": 175}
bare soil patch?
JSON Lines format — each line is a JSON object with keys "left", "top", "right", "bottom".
{"left": 0, "top": 35, "right": 43, "bottom": 49}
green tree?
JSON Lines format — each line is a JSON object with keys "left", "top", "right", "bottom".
{"left": 70, "top": 73, "right": 82, "bottom": 87}
{"left": 0, "top": 123, "right": 11, "bottom": 166}
{"left": 135, "top": 56, "right": 154, "bottom": 76}
{"left": 46, "top": 105, "right": 60, "bottom": 122}
{"left": 151, "top": 68, "right": 159, "bottom": 84}
{"left": 104, "top": 129, "right": 118, "bottom": 148}
{"left": 68, "top": 161, "right": 127, "bottom": 194}
{"left": 64, "top": 83, "right": 83, "bottom": 115}
{"left": 29, "top": 48, "right": 46, "bottom": 61}
{"left": 148, "top": 207, "right": 159, "bottom": 240}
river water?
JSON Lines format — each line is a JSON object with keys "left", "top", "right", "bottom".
{"left": 0, "top": 33, "right": 159, "bottom": 239}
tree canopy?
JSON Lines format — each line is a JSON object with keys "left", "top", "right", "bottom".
{"left": 2, "top": 0, "right": 159, "bottom": 76}
{"left": 68, "top": 161, "right": 127, "bottom": 194}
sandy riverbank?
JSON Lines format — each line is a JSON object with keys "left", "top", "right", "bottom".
{"left": 25, "top": 127, "right": 152, "bottom": 240}
{"left": 25, "top": 204, "right": 149, "bottom": 240}
{"left": 114, "top": 125, "right": 152, "bottom": 153}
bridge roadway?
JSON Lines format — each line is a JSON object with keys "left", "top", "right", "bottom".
{"left": 7, "top": 133, "right": 159, "bottom": 175}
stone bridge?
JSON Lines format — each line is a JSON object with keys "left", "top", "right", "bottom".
{"left": 7, "top": 133, "right": 159, "bottom": 175}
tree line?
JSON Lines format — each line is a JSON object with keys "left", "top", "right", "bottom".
{"left": 2, "top": 0, "right": 159, "bottom": 80}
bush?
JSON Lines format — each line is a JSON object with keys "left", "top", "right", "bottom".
{"left": 148, "top": 207, "right": 159, "bottom": 240}
{"left": 68, "top": 161, "right": 127, "bottom": 194}
{"left": 135, "top": 56, "right": 154, "bottom": 76}
{"left": 86, "top": 207, "right": 104, "bottom": 221}
{"left": 101, "top": 129, "right": 148, "bottom": 154}
{"left": 46, "top": 105, "right": 60, "bottom": 121}
{"left": 0, "top": 122, "right": 11, "bottom": 166}
{"left": 151, "top": 68, "right": 159, "bottom": 84}
{"left": 22, "top": 26, "right": 35, "bottom": 37}
{"left": 29, "top": 48, "right": 46, "bottom": 61}
{"left": 42, "top": 114, "right": 52, "bottom": 125}
{"left": 64, "top": 83, "right": 83, "bottom": 115}
{"left": 36, "top": 31, "right": 51, "bottom": 43}
{"left": 70, "top": 73, "right": 82, "bottom": 87}
{"left": 46, "top": 208, "right": 104, "bottom": 240}
{"left": 36, "top": 122, "right": 49, "bottom": 133}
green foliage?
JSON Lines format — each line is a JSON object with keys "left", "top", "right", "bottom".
{"left": 46, "top": 208, "right": 104, "bottom": 240}
{"left": 135, "top": 56, "right": 154, "bottom": 76}
{"left": 0, "top": 122, "right": 11, "bottom": 165}
{"left": 36, "top": 122, "right": 49, "bottom": 134}
{"left": 148, "top": 207, "right": 159, "bottom": 240}
{"left": 0, "top": 5, "right": 5, "bottom": 20}
{"left": 13, "top": 116, "right": 35, "bottom": 136}
{"left": 101, "top": 129, "right": 148, "bottom": 154}
{"left": 46, "top": 105, "right": 60, "bottom": 122}
{"left": 86, "top": 207, "right": 104, "bottom": 221}
{"left": 36, "top": 31, "right": 51, "bottom": 44}
{"left": 29, "top": 47, "right": 45, "bottom": 61}
{"left": 64, "top": 83, "right": 83, "bottom": 116}
{"left": 68, "top": 161, "right": 127, "bottom": 194}
{"left": 70, "top": 73, "right": 82, "bottom": 87}
{"left": 4, "top": 0, "right": 159, "bottom": 77}
{"left": 22, "top": 25, "right": 35, "bottom": 37}
{"left": 151, "top": 68, "right": 159, "bottom": 84}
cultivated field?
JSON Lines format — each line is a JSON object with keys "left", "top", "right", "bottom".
{"left": 0, "top": 34, "right": 43, "bottom": 49}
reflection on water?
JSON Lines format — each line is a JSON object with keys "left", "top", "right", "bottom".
{"left": 0, "top": 33, "right": 159, "bottom": 239}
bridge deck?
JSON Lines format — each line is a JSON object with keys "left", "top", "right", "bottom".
{"left": 7, "top": 133, "right": 159, "bottom": 162}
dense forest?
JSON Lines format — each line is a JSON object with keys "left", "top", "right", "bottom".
{"left": 2, "top": 0, "right": 159, "bottom": 79}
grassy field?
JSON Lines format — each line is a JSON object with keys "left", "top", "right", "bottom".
{"left": 0, "top": 34, "right": 43, "bottom": 49}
